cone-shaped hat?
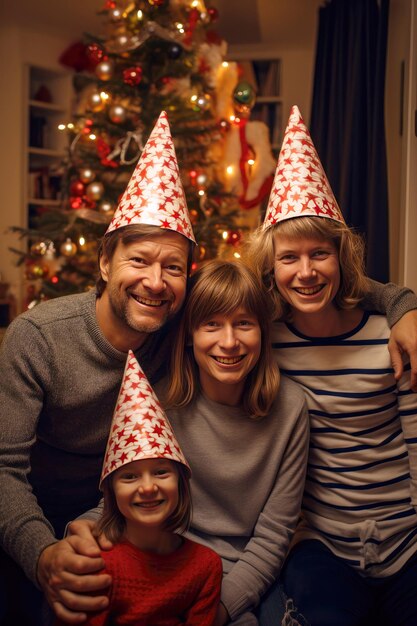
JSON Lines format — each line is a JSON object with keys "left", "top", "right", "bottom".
{"left": 100, "top": 350, "right": 191, "bottom": 487}
{"left": 106, "top": 111, "right": 196, "bottom": 243}
{"left": 263, "top": 105, "right": 344, "bottom": 227}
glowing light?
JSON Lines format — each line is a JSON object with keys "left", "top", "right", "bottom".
{"left": 247, "top": 159, "right": 255, "bottom": 166}
{"left": 176, "top": 22, "right": 184, "bottom": 29}
{"left": 233, "top": 252, "right": 241, "bottom": 259}
{"left": 51, "top": 275, "right": 59, "bottom": 283}
{"left": 190, "top": 94, "right": 198, "bottom": 102}
{"left": 79, "top": 236, "right": 86, "bottom": 246}
{"left": 222, "top": 61, "right": 229, "bottom": 67}
{"left": 58, "top": 124, "right": 66, "bottom": 131}
{"left": 137, "top": 9, "right": 143, "bottom": 19}
{"left": 229, "top": 115, "right": 235, "bottom": 122}
{"left": 67, "top": 123, "right": 74, "bottom": 129}
{"left": 198, "top": 190, "right": 205, "bottom": 196}
{"left": 89, "top": 133, "right": 97, "bottom": 140}
{"left": 100, "top": 91, "right": 110, "bottom": 101}
{"left": 226, "top": 166, "right": 234, "bottom": 175}
{"left": 222, "top": 231, "right": 228, "bottom": 240}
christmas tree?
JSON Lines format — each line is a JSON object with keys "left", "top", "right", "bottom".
{"left": 11, "top": 0, "right": 276, "bottom": 306}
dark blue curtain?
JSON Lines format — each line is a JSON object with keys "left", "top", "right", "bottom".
{"left": 310, "top": 0, "right": 390, "bottom": 282}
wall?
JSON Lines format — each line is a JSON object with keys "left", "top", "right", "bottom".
{"left": 385, "top": 0, "right": 417, "bottom": 292}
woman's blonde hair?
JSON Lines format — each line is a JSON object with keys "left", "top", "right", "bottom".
{"left": 245, "top": 217, "right": 368, "bottom": 321}
{"left": 165, "top": 259, "right": 280, "bottom": 419}
{"left": 97, "top": 460, "right": 192, "bottom": 543}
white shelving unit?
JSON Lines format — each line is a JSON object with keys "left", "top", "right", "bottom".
{"left": 24, "top": 65, "right": 71, "bottom": 224}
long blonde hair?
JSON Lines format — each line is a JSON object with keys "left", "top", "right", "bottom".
{"left": 165, "top": 259, "right": 280, "bottom": 419}
{"left": 245, "top": 217, "right": 368, "bottom": 321}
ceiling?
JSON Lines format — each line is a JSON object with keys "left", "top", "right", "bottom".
{"left": 1, "top": 0, "right": 322, "bottom": 50}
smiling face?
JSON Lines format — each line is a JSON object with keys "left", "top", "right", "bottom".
{"left": 113, "top": 458, "right": 179, "bottom": 544}
{"left": 97, "top": 231, "right": 189, "bottom": 351}
{"left": 273, "top": 233, "right": 341, "bottom": 328}
{"left": 192, "top": 307, "right": 262, "bottom": 406}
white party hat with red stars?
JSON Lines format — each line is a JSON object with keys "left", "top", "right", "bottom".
{"left": 106, "top": 111, "right": 196, "bottom": 243}
{"left": 100, "top": 350, "right": 191, "bottom": 487}
{"left": 263, "top": 105, "right": 344, "bottom": 227}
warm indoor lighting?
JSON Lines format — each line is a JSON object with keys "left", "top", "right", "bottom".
{"left": 79, "top": 236, "right": 86, "bottom": 246}
{"left": 226, "top": 165, "right": 234, "bottom": 175}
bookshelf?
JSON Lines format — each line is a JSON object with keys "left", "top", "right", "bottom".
{"left": 24, "top": 65, "right": 71, "bottom": 228}
{"left": 232, "top": 57, "right": 282, "bottom": 151}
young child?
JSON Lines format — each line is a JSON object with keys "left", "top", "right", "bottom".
{"left": 76, "top": 350, "right": 222, "bottom": 626}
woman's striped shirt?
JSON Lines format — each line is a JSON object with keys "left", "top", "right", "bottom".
{"left": 272, "top": 311, "right": 417, "bottom": 577}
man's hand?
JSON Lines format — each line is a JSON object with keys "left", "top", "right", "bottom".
{"left": 37, "top": 520, "right": 112, "bottom": 624}
{"left": 389, "top": 309, "right": 417, "bottom": 391}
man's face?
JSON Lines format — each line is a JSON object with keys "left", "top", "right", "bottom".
{"left": 99, "top": 231, "right": 189, "bottom": 347}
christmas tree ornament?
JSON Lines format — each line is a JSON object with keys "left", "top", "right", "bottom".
{"left": 226, "top": 229, "right": 241, "bottom": 246}
{"left": 122, "top": 66, "right": 143, "bottom": 86}
{"left": 106, "top": 111, "right": 196, "bottom": 244}
{"left": 86, "top": 43, "right": 104, "bottom": 64}
{"left": 98, "top": 199, "right": 115, "bottom": 215}
{"left": 79, "top": 168, "right": 96, "bottom": 184}
{"left": 100, "top": 350, "right": 190, "bottom": 487}
{"left": 233, "top": 81, "right": 256, "bottom": 108}
{"left": 26, "top": 263, "right": 49, "bottom": 280}
{"left": 263, "top": 105, "right": 344, "bottom": 227}
{"left": 109, "top": 6, "right": 123, "bottom": 21}
{"left": 87, "top": 91, "right": 106, "bottom": 112}
{"left": 70, "top": 180, "right": 85, "bottom": 197}
{"left": 95, "top": 60, "right": 114, "bottom": 81}
{"left": 196, "top": 93, "right": 212, "bottom": 111}
{"left": 60, "top": 238, "right": 78, "bottom": 257}
{"left": 167, "top": 43, "right": 182, "bottom": 59}
{"left": 70, "top": 196, "right": 84, "bottom": 210}
{"left": 30, "top": 241, "right": 48, "bottom": 256}
{"left": 196, "top": 173, "right": 208, "bottom": 187}
{"left": 190, "top": 209, "right": 198, "bottom": 224}
{"left": 108, "top": 104, "right": 127, "bottom": 123}
{"left": 86, "top": 181, "right": 105, "bottom": 201}
{"left": 207, "top": 6, "right": 219, "bottom": 22}
{"left": 148, "top": 0, "right": 166, "bottom": 6}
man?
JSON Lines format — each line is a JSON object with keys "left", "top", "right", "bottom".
{"left": 0, "top": 111, "right": 196, "bottom": 625}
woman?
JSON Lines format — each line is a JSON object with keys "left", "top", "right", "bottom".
{"left": 247, "top": 105, "right": 417, "bottom": 626}
{"left": 161, "top": 259, "right": 310, "bottom": 626}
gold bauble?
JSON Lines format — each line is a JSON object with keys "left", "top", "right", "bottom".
{"left": 108, "top": 104, "right": 127, "bottom": 124}
{"left": 30, "top": 241, "right": 48, "bottom": 256}
{"left": 79, "top": 168, "right": 96, "bottom": 184}
{"left": 98, "top": 199, "right": 115, "bottom": 216}
{"left": 86, "top": 181, "right": 105, "bottom": 201}
{"left": 87, "top": 91, "right": 106, "bottom": 113}
{"left": 60, "top": 238, "right": 77, "bottom": 257}
{"left": 95, "top": 60, "right": 114, "bottom": 81}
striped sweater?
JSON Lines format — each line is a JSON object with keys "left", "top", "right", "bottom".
{"left": 272, "top": 311, "right": 417, "bottom": 577}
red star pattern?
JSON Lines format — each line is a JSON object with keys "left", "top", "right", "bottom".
{"left": 105, "top": 111, "right": 196, "bottom": 243}
{"left": 263, "top": 106, "right": 344, "bottom": 227}
{"left": 100, "top": 350, "right": 191, "bottom": 486}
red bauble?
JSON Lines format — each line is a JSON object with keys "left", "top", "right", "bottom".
{"left": 123, "top": 66, "right": 143, "bottom": 86}
{"left": 70, "top": 180, "right": 85, "bottom": 197}
{"left": 226, "top": 230, "right": 242, "bottom": 246}
{"left": 69, "top": 196, "right": 84, "bottom": 210}
{"left": 207, "top": 7, "right": 219, "bottom": 22}
{"left": 86, "top": 43, "right": 104, "bottom": 64}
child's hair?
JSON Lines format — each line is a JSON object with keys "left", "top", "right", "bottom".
{"left": 97, "top": 460, "right": 192, "bottom": 543}
{"left": 245, "top": 216, "right": 369, "bottom": 321}
{"left": 165, "top": 259, "right": 280, "bottom": 420}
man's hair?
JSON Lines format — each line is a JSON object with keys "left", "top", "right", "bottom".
{"left": 96, "top": 225, "right": 194, "bottom": 295}
{"left": 245, "top": 216, "right": 368, "bottom": 321}
{"left": 97, "top": 460, "right": 192, "bottom": 543}
{"left": 165, "top": 259, "right": 280, "bottom": 420}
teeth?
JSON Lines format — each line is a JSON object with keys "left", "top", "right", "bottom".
{"left": 214, "top": 356, "right": 243, "bottom": 365}
{"left": 295, "top": 286, "right": 323, "bottom": 295}
{"left": 132, "top": 295, "right": 163, "bottom": 307}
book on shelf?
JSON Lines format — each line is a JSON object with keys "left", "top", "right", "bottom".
{"left": 28, "top": 167, "right": 62, "bottom": 201}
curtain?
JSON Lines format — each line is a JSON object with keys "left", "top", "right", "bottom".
{"left": 310, "top": 0, "right": 390, "bottom": 282}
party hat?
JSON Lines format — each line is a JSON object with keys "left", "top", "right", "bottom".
{"left": 100, "top": 350, "right": 191, "bottom": 487}
{"left": 263, "top": 105, "right": 344, "bottom": 227}
{"left": 106, "top": 111, "right": 196, "bottom": 243}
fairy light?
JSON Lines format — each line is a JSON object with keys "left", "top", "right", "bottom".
{"left": 226, "top": 165, "right": 234, "bottom": 175}
{"left": 222, "top": 231, "right": 228, "bottom": 240}
{"left": 67, "top": 123, "right": 74, "bottom": 130}
{"left": 79, "top": 236, "right": 86, "bottom": 246}
{"left": 229, "top": 114, "right": 235, "bottom": 122}
{"left": 190, "top": 94, "right": 198, "bottom": 103}
{"left": 247, "top": 159, "right": 255, "bottom": 166}
{"left": 137, "top": 9, "right": 143, "bottom": 19}
{"left": 222, "top": 61, "right": 229, "bottom": 68}
{"left": 198, "top": 189, "right": 205, "bottom": 196}
{"left": 233, "top": 252, "right": 241, "bottom": 259}
{"left": 100, "top": 91, "right": 110, "bottom": 101}
{"left": 89, "top": 133, "right": 97, "bottom": 140}
{"left": 58, "top": 124, "right": 66, "bottom": 131}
